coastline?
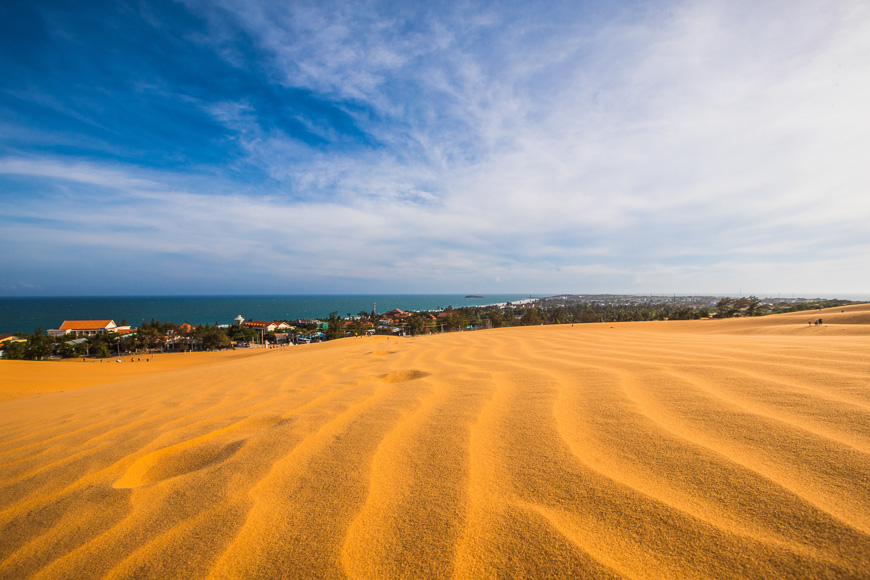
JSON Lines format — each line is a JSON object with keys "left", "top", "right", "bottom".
{"left": 0, "top": 294, "right": 534, "bottom": 334}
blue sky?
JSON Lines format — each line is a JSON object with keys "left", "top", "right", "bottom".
{"left": 1, "top": 0, "right": 869, "bottom": 297}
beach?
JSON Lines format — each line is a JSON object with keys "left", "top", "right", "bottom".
{"left": 1, "top": 304, "right": 869, "bottom": 578}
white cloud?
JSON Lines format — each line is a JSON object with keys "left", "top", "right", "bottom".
{"left": 2, "top": 0, "right": 870, "bottom": 295}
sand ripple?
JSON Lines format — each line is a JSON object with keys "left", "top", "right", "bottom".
{"left": 2, "top": 304, "right": 870, "bottom": 578}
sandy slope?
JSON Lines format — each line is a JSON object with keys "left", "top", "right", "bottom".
{"left": 1, "top": 305, "right": 869, "bottom": 578}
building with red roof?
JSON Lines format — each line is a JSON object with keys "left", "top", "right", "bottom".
{"left": 48, "top": 320, "right": 118, "bottom": 337}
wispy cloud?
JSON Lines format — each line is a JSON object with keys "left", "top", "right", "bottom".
{"left": 1, "top": 0, "right": 869, "bottom": 295}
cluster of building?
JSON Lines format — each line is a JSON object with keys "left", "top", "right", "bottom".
{"left": 235, "top": 317, "right": 296, "bottom": 344}
{"left": 9, "top": 307, "right": 461, "bottom": 351}
{"left": 539, "top": 295, "right": 721, "bottom": 308}
{"left": 368, "top": 308, "right": 465, "bottom": 334}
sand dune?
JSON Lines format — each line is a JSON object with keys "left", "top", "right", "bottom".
{"left": 2, "top": 305, "right": 870, "bottom": 578}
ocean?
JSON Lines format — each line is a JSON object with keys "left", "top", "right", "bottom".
{"left": 0, "top": 294, "right": 535, "bottom": 334}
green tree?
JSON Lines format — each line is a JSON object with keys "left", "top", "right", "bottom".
{"left": 326, "top": 311, "right": 344, "bottom": 340}
{"left": 745, "top": 296, "right": 762, "bottom": 316}
{"left": 444, "top": 312, "right": 468, "bottom": 331}
{"left": 733, "top": 297, "right": 750, "bottom": 314}
{"left": 136, "top": 322, "right": 162, "bottom": 351}
{"left": 2, "top": 341, "right": 26, "bottom": 360}
{"left": 502, "top": 305, "right": 515, "bottom": 324}
{"left": 197, "top": 325, "right": 232, "bottom": 350}
{"left": 715, "top": 298, "right": 736, "bottom": 318}
{"left": 57, "top": 340, "right": 77, "bottom": 358}
{"left": 25, "top": 328, "right": 53, "bottom": 360}
{"left": 407, "top": 314, "right": 426, "bottom": 336}
{"left": 485, "top": 309, "right": 504, "bottom": 328}
{"left": 550, "top": 307, "right": 571, "bottom": 324}
{"left": 520, "top": 308, "right": 546, "bottom": 326}
{"left": 232, "top": 327, "right": 258, "bottom": 343}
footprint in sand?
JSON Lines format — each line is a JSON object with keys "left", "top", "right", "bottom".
{"left": 113, "top": 415, "right": 287, "bottom": 489}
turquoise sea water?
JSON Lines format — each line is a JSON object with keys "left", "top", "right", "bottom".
{"left": 0, "top": 294, "right": 534, "bottom": 334}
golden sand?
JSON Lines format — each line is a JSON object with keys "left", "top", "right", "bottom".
{"left": 1, "top": 304, "right": 869, "bottom": 578}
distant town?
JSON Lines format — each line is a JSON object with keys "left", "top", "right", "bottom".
{"left": 0, "top": 295, "right": 858, "bottom": 361}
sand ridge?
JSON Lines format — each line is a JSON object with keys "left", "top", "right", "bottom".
{"left": 1, "top": 306, "right": 870, "bottom": 578}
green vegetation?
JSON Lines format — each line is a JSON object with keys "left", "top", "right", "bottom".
{"left": 768, "top": 298, "right": 855, "bottom": 313}
{"left": 197, "top": 325, "right": 232, "bottom": 350}
{"left": 231, "top": 326, "right": 258, "bottom": 343}
{"left": 407, "top": 314, "right": 426, "bottom": 336}
{"left": 325, "top": 311, "right": 344, "bottom": 340}
{"left": 2, "top": 319, "right": 236, "bottom": 361}
{"left": 3, "top": 296, "right": 860, "bottom": 361}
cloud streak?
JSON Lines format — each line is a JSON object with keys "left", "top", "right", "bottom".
{"left": 1, "top": 0, "right": 869, "bottom": 296}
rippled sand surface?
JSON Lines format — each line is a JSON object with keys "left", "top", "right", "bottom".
{"left": 2, "top": 305, "right": 869, "bottom": 578}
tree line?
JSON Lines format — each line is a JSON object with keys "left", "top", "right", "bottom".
{"left": 374, "top": 296, "right": 858, "bottom": 336}
{"left": 2, "top": 297, "right": 857, "bottom": 359}
{"left": 1, "top": 320, "right": 234, "bottom": 361}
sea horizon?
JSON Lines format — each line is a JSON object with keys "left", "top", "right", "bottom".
{"left": 0, "top": 294, "right": 537, "bottom": 334}
{"left": 2, "top": 292, "right": 868, "bottom": 336}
